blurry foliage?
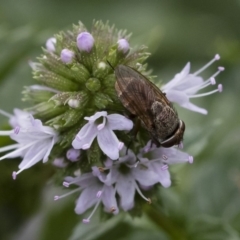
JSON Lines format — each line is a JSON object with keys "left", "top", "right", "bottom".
{"left": 0, "top": 0, "right": 240, "bottom": 239}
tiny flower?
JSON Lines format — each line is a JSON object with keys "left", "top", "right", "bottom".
{"left": 72, "top": 111, "right": 133, "bottom": 160}
{"left": 99, "top": 148, "right": 159, "bottom": 211}
{"left": 117, "top": 39, "right": 129, "bottom": 54}
{"left": 0, "top": 109, "right": 58, "bottom": 178}
{"left": 60, "top": 49, "right": 75, "bottom": 64}
{"left": 54, "top": 170, "right": 118, "bottom": 223}
{"left": 52, "top": 157, "right": 68, "bottom": 168}
{"left": 46, "top": 37, "right": 56, "bottom": 52}
{"left": 138, "top": 141, "right": 193, "bottom": 188}
{"left": 66, "top": 148, "right": 81, "bottom": 162}
{"left": 76, "top": 32, "right": 94, "bottom": 52}
{"left": 162, "top": 54, "right": 223, "bottom": 114}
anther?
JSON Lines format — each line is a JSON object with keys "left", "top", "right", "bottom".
{"left": 12, "top": 171, "right": 17, "bottom": 180}
{"left": 110, "top": 207, "right": 116, "bottom": 213}
{"left": 218, "top": 84, "right": 223, "bottom": 93}
{"left": 188, "top": 156, "right": 194, "bottom": 164}
{"left": 63, "top": 181, "right": 70, "bottom": 188}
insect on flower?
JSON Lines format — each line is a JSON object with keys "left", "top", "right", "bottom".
{"left": 113, "top": 64, "right": 185, "bottom": 148}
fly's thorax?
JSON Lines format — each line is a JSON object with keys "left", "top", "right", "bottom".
{"left": 151, "top": 101, "right": 179, "bottom": 141}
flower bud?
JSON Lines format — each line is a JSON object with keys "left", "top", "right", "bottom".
{"left": 61, "top": 49, "right": 75, "bottom": 64}
{"left": 117, "top": 39, "right": 129, "bottom": 54}
{"left": 77, "top": 32, "right": 94, "bottom": 52}
{"left": 46, "top": 37, "right": 56, "bottom": 52}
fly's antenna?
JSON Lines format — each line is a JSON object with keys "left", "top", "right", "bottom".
{"left": 106, "top": 60, "right": 114, "bottom": 71}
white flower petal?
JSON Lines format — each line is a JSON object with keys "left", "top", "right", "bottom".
{"left": 102, "top": 185, "right": 119, "bottom": 214}
{"left": 75, "top": 185, "right": 100, "bottom": 214}
{"left": 116, "top": 175, "right": 135, "bottom": 211}
{"left": 72, "top": 123, "right": 97, "bottom": 149}
{"left": 107, "top": 114, "right": 133, "bottom": 131}
{"left": 97, "top": 127, "right": 120, "bottom": 160}
{"left": 132, "top": 167, "right": 158, "bottom": 186}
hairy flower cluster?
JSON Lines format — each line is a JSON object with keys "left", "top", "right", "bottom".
{"left": 0, "top": 21, "right": 224, "bottom": 220}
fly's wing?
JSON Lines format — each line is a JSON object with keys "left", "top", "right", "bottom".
{"left": 115, "top": 65, "right": 170, "bottom": 130}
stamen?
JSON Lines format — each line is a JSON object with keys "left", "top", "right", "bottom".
{"left": 189, "top": 84, "right": 222, "bottom": 98}
{"left": 54, "top": 187, "right": 82, "bottom": 200}
{"left": 193, "top": 54, "right": 220, "bottom": 76}
{"left": 118, "top": 142, "right": 124, "bottom": 150}
{"left": 12, "top": 171, "right": 17, "bottom": 180}
{"left": 82, "top": 199, "right": 101, "bottom": 223}
{"left": 218, "top": 84, "right": 223, "bottom": 93}
{"left": 0, "top": 109, "right": 13, "bottom": 118}
{"left": 188, "top": 156, "right": 194, "bottom": 164}
{"left": 0, "top": 130, "right": 14, "bottom": 136}
{"left": 218, "top": 66, "right": 225, "bottom": 71}
{"left": 134, "top": 182, "right": 151, "bottom": 203}
{"left": 97, "top": 116, "right": 106, "bottom": 130}
{"left": 110, "top": 207, "right": 116, "bottom": 213}
{"left": 210, "top": 77, "right": 216, "bottom": 85}
{"left": 63, "top": 181, "right": 70, "bottom": 187}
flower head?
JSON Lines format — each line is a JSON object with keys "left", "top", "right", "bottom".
{"left": 117, "top": 39, "right": 130, "bottom": 54}
{"left": 0, "top": 109, "right": 58, "bottom": 178}
{"left": 76, "top": 32, "right": 95, "bottom": 52}
{"left": 46, "top": 37, "right": 56, "bottom": 52}
{"left": 72, "top": 111, "right": 133, "bottom": 160}
{"left": 60, "top": 49, "right": 75, "bottom": 64}
{"left": 162, "top": 54, "right": 223, "bottom": 114}
{"left": 54, "top": 170, "right": 118, "bottom": 223}
{"left": 138, "top": 141, "right": 193, "bottom": 188}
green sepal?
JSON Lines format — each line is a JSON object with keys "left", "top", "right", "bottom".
{"left": 85, "top": 77, "right": 101, "bottom": 92}
{"left": 94, "top": 92, "right": 112, "bottom": 109}
{"left": 86, "top": 139, "right": 102, "bottom": 166}
{"left": 70, "top": 62, "right": 90, "bottom": 83}
{"left": 22, "top": 86, "right": 55, "bottom": 104}
{"left": 34, "top": 70, "right": 79, "bottom": 91}
{"left": 29, "top": 101, "right": 67, "bottom": 121}
{"left": 49, "top": 91, "right": 88, "bottom": 108}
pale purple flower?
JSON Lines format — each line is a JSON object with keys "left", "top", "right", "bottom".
{"left": 98, "top": 148, "right": 159, "bottom": 211}
{"left": 66, "top": 148, "right": 81, "bottom": 162}
{"left": 52, "top": 157, "right": 68, "bottom": 168}
{"left": 0, "top": 109, "right": 58, "bottom": 178}
{"left": 138, "top": 141, "right": 193, "bottom": 188}
{"left": 46, "top": 37, "right": 56, "bottom": 52}
{"left": 60, "top": 49, "right": 75, "bottom": 64}
{"left": 76, "top": 32, "right": 94, "bottom": 52}
{"left": 117, "top": 39, "right": 129, "bottom": 54}
{"left": 54, "top": 170, "right": 118, "bottom": 223}
{"left": 72, "top": 111, "right": 133, "bottom": 160}
{"left": 162, "top": 54, "right": 223, "bottom": 114}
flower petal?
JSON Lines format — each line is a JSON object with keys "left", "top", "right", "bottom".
{"left": 72, "top": 123, "right": 97, "bottom": 149}
{"left": 75, "top": 184, "right": 100, "bottom": 214}
{"left": 97, "top": 127, "right": 120, "bottom": 160}
{"left": 102, "top": 185, "right": 119, "bottom": 214}
{"left": 132, "top": 166, "right": 159, "bottom": 186}
{"left": 116, "top": 175, "right": 135, "bottom": 211}
{"left": 107, "top": 114, "right": 133, "bottom": 131}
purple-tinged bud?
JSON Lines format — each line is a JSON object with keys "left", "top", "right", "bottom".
{"left": 66, "top": 148, "right": 81, "bottom": 162}
{"left": 60, "top": 49, "right": 75, "bottom": 64}
{"left": 77, "top": 32, "right": 94, "bottom": 52}
{"left": 46, "top": 37, "right": 56, "bottom": 52}
{"left": 117, "top": 39, "right": 129, "bottom": 54}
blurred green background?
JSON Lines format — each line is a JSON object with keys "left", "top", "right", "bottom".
{"left": 0, "top": 0, "right": 240, "bottom": 239}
